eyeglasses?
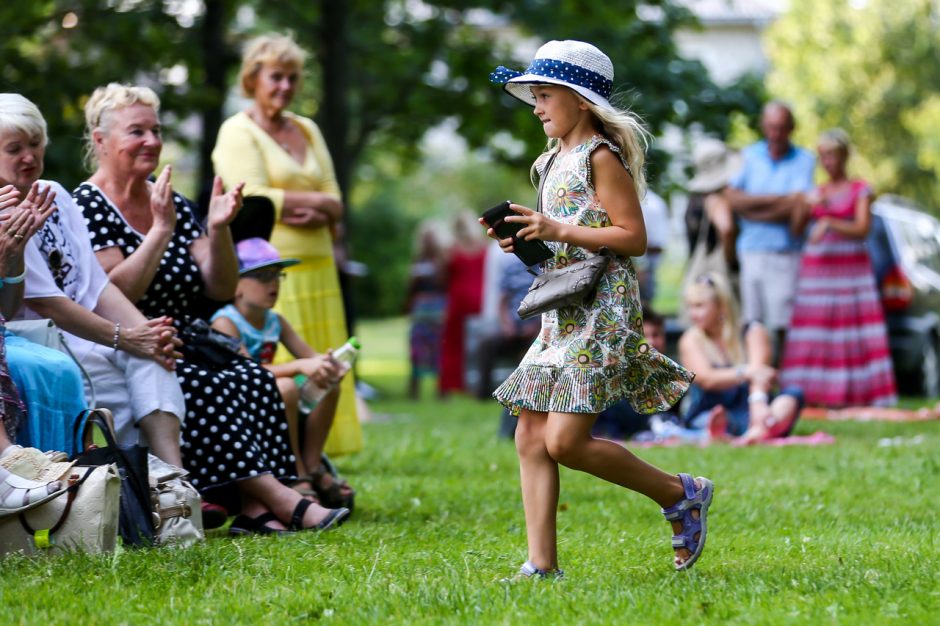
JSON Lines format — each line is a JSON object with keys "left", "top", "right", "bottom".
{"left": 243, "top": 270, "right": 287, "bottom": 283}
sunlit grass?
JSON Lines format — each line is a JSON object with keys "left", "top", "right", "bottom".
{"left": 1, "top": 316, "right": 937, "bottom": 624}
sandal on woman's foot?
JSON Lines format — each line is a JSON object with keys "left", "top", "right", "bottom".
{"left": 0, "top": 465, "right": 67, "bottom": 516}
{"left": 310, "top": 465, "right": 355, "bottom": 512}
{"left": 289, "top": 475, "right": 320, "bottom": 499}
{"left": 662, "top": 473, "right": 714, "bottom": 571}
{"left": 228, "top": 512, "right": 293, "bottom": 536}
{"left": 288, "top": 497, "right": 350, "bottom": 532}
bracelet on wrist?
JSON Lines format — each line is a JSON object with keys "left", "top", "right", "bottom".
{"left": 735, "top": 365, "right": 746, "bottom": 383}
{"left": 0, "top": 267, "right": 27, "bottom": 287}
{"left": 112, "top": 323, "right": 121, "bottom": 351}
{"left": 748, "top": 390, "right": 769, "bottom": 404}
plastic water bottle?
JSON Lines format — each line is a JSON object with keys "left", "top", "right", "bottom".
{"left": 298, "top": 337, "right": 361, "bottom": 412}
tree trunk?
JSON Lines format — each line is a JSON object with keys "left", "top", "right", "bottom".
{"left": 318, "top": 0, "right": 351, "bottom": 204}
{"left": 198, "top": 0, "right": 231, "bottom": 203}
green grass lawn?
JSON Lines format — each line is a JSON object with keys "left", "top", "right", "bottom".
{"left": 2, "top": 317, "right": 938, "bottom": 624}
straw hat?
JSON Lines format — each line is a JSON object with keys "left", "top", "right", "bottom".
{"left": 0, "top": 446, "right": 75, "bottom": 483}
{"left": 489, "top": 40, "right": 615, "bottom": 111}
{"left": 687, "top": 138, "right": 742, "bottom": 194}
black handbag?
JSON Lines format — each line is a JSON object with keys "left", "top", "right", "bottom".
{"left": 516, "top": 152, "right": 616, "bottom": 320}
{"left": 178, "top": 317, "right": 245, "bottom": 370}
{"left": 72, "top": 408, "right": 155, "bottom": 547}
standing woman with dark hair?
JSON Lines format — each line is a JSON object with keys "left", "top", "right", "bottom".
{"left": 212, "top": 33, "right": 361, "bottom": 480}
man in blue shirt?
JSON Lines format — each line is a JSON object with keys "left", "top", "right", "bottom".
{"left": 725, "top": 101, "right": 815, "bottom": 359}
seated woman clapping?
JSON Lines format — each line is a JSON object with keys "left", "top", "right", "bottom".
{"left": 74, "top": 83, "right": 349, "bottom": 534}
{"left": 0, "top": 93, "right": 185, "bottom": 466}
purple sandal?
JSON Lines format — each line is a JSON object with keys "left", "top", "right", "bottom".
{"left": 661, "top": 473, "right": 714, "bottom": 571}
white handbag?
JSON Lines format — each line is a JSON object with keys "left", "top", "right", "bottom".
{"left": 0, "top": 464, "right": 121, "bottom": 556}
{"left": 148, "top": 454, "right": 204, "bottom": 548}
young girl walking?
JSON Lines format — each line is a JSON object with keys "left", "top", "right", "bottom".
{"left": 487, "top": 40, "right": 713, "bottom": 576}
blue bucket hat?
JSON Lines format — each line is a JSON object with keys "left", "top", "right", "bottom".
{"left": 489, "top": 40, "right": 615, "bottom": 111}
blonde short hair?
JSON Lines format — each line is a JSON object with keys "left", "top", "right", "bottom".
{"left": 239, "top": 34, "right": 307, "bottom": 97}
{"left": 83, "top": 83, "right": 161, "bottom": 170}
{"left": 0, "top": 94, "right": 48, "bottom": 147}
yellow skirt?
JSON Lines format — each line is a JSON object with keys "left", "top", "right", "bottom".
{"left": 274, "top": 254, "right": 362, "bottom": 456}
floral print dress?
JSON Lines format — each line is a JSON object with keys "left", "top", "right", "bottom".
{"left": 494, "top": 135, "right": 693, "bottom": 415}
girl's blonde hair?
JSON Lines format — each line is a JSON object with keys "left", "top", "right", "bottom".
{"left": 530, "top": 92, "right": 650, "bottom": 198}
{"left": 0, "top": 94, "right": 48, "bottom": 147}
{"left": 684, "top": 272, "right": 744, "bottom": 364}
{"left": 239, "top": 33, "right": 307, "bottom": 97}
{"left": 83, "top": 83, "right": 160, "bottom": 171}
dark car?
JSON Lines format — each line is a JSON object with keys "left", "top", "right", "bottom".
{"left": 868, "top": 195, "right": 940, "bottom": 397}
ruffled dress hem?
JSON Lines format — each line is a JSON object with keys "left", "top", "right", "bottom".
{"left": 494, "top": 361, "right": 693, "bottom": 416}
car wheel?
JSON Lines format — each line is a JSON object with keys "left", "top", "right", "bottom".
{"left": 917, "top": 335, "right": 940, "bottom": 398}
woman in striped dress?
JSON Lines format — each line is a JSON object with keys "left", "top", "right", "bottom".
{"left": 780, "top": 129, "right": 896, "bottom": 407}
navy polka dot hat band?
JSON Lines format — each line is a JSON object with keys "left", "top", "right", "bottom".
{"left": 489, "top": 40, "right": 615, "bottom": 111}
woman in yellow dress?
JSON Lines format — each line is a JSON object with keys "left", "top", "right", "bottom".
{"left": 213, "top": 33, "right": 361, "bottom": 466}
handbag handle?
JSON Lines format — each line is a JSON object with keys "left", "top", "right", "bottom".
{"left": 72, "top": 408, "right": 119, "bottom": 455}
{"left": 17, "top": 466, "right": 96, "bottom": 543}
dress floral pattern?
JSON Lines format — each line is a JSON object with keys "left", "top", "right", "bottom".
{"left": 494, "top": 136, "right": 693, "bottom": 415}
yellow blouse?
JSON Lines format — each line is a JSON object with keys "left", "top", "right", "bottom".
{"left": 212, "top": 111, "right": 340, "bottom": 258}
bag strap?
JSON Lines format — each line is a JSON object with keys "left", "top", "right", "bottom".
{"left": 535, "top": 151, "right": 558, "bottom": 215}
{"left": 17, "top": 466, "right": 97, "bottom": 547}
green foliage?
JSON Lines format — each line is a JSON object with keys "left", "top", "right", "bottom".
{"left": 766, "top": 0, "right": 940, "bottom": 209}
{"left": 0, "top": 0, "right": 208, "bottom": 189}
{"left": 1, "top": 317, "right": 939, "bottom": 623}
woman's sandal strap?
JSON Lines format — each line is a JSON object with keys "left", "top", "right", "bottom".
{"left": 290, "top": 497, "right": 313, "bottom": 531}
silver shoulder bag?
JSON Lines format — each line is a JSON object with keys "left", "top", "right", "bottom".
{"left": 516, "top": 153, "right": 614, "bottom": 320}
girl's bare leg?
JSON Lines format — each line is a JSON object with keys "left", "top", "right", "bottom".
{"left": 543, "top": 411, "right": 692, "bottom": 561}
{"left": 515, "top": 409, "right": 559, "bottom": 571}
{"left": 302, "top": 387, "right": 339, "bottom": 471}
{"left": 276, "top": 377, "right": 304, "bottom": 476}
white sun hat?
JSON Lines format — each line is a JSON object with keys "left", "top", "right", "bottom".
{"left": 687, "top": 138, "right": 743, "bottom": 194}
{"left": 490, "top": 40, "right": 615, "bottom": 111}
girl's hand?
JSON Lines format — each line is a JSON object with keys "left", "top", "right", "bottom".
{"left": 120, "top": 316, "right": 182, "bottom": 370}
{"left": 477, "top": 217, "right": 516, "bottom": 253}
{"left": 206, "top": 176, "right": 244, "bottom": 231}
{"left": 504, "top": 203, "right": 563, "bottom": 243}
{"left": 745, "top": 364, "right": 777, "bottom": 389}
{"left": 150, "top": 165, "right": 177, "bottom": 234}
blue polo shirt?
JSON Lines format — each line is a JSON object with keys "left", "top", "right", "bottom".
{"left": 730, "top": 140, "right": 816, "bottom": 253}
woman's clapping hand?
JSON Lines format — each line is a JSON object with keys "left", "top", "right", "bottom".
{"left": 206, "top": 176, "right": 245, "bottom": 231}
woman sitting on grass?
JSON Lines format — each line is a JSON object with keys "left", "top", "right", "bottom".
{"left": 679, "top": 272, "right": 802, "bottom": 443}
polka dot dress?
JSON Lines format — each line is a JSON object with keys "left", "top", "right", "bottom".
{"left": 74, "top": 183, "right": 296, "bottom": 498}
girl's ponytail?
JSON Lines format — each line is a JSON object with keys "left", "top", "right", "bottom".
{"left": 587, "top": 103, "right": 650, "bottom": 199}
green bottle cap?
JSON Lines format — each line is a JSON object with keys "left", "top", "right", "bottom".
{"left": 348, "top": 336, "right": 361, "bottom": 350}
